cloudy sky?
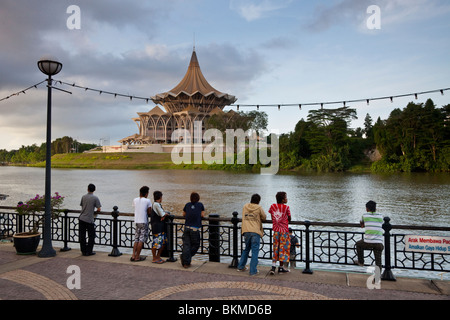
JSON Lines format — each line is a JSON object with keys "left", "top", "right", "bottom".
{"left": 0, "top": 0, "right": 449, "bottom": 150}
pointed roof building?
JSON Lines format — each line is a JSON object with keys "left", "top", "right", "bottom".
{"left": 151, "top": 49, "right": 237, "bottom": 114}
{"left": 121, "top": 49, "right": 237, "bottom": 145}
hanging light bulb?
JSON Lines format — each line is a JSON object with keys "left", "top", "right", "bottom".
{"left": 298, "top": 104, "right": 302, "bottom": 110}
{"left": 278, "top": 105, "right": 280, "bottom": 110}
{"left": 366, "top": 99, "right": 370, "bottom": 105}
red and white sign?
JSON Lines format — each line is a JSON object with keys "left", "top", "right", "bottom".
{"left": 405, "top": 235, "right": 450, "bottom": 254}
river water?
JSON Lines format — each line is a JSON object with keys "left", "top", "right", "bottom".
{"left": 1, "top": 166, "right": 448, "bottom": 227}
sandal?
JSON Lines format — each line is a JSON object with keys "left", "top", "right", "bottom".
{"left": 152, "top": 259, "right": 165, "bottom": 264}
{"left": 278, "top": 267, "right": 290, "bottom": 273}
{"left": 132, "top": 256, "right": 146, "bottom": 262}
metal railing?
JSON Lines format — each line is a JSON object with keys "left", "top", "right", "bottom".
{"left": 1, "top": 205, "right": 449, "bottom": 281}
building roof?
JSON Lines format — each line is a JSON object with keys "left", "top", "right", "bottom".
{"left": 146, "top": 105, "right": 167, "bottom": 116}
{"left": 174, "top": 104, "right": 202, "bottom": 115}
{"left": 151, "top": 50, "right": 236, "bottom": 108}
{"left": 208, "top": 106, "right": 225, "bottom": 115}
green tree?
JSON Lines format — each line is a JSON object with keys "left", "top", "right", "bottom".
{"left": 246, "top": 110, "right": 268, "bottom": 136}
{"left": 306, "top": 106, "right": 357, "bottom": 156}
{"left": 205, "top": 110, "right": 268, "bottom": 135}
{"left": 372, "top": 99, "right": 449, "bottom": 172}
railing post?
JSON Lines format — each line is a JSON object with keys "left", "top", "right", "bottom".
{"left": 381, "top": 216, "right": 396, "bottom": 281}
{"left": 229, "top": 211, "right": 239, "bottom": 268}
{"left": 16, "top": 202, "right": 23, "bottom": 234}
{"left": 302, "top": 220, "right": 313, "bottom": 274}
{"left": 60, "top": 209, "right": 71, "bottom": 252}
{"left": 208, "top": 214, "right": 220, "bottom": 262}
{"left": 165, "top": 214, "right": 177, "bottom": 262}
{"left": 108, "top": 206, "right": 122, "bottom": 257}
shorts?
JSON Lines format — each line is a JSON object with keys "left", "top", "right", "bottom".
{"left": 134, "top": 223, "right": 149, "bottom": 243}
{"left": 273, "top": 231, "right": 290, "bottom": 263}
{"left": 152, "top": 232, "right": 167, "bottom": 250}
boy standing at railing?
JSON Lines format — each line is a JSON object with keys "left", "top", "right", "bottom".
{"left": 131, "top": 186, "right": 152, "bottom": 262}
{"left": 354, "top": 200, "right": 384, "bottom": 271}
{"left": 237, "top": 193, "right": 266, "bottom": 276}
{"left": 269, "top": 191, "right": 291, "bottom": 274}
{"left": 150, "top": 191, "right": 169, "bottom": 264}
{"left": 79, "top": 183, "right": 101, "bottom": 256}
{"left": 180, "top": 192, "right": 205, "bottom": 268}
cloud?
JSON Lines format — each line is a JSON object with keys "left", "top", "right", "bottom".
{"left": 306, "top": 0, "right": 450, "bottom": 32}
{"left": 306, "top": 0, "right": 370, "bottom": 32}
{"left": 0, "top": 1, "right": 269, "bottom": 150}
{"left": 230, "top": 0, "right": 292, "bottom": 21}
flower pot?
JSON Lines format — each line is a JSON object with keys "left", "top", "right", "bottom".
{"left": 13, "top": 232, "right": 41, "bottom": 255}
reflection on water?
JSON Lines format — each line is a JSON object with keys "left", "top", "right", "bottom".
{"left": 0, "top": 166, "right": 449, "bottom": 227}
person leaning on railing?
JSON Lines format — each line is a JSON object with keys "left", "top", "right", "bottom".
{"left": 180, "top": 192, "right": 205, "bottom": 268}
{"left": 237, "top": 194, "right": 266, "bottom": 276}
{"left": 354, "top": 200, "right": 384, "bottom": 271}
{"left": 79, "top": 184, "right": 101, "bottom": 256}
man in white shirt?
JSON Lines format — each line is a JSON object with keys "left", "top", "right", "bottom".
{"left": 131, "top": 186, "right": 152, "bottom": 262}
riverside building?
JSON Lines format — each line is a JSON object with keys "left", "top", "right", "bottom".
{"left": 119, "top": 49, "right": 237, "bottom": 145}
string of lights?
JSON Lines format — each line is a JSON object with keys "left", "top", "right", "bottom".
{"left": 233, "top": 87, "right": 449, "bottom": 110}
{"left": 0, "top": 80, "right": 47, "bottom": 102}
{"left": 2, "top": 79, "right": 448, "bottom": 111}
{"left": 55, "top": 81, "right": 450, "bottom": 110}
{"left": 53, "top": 80, "right": 153, "bottom": 102}
{"left": 45, "top": 81, "right": 450, "bottom": 110}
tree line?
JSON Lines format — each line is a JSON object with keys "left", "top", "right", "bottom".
{"left": 0, "top": 137, "right": 98, "bottom": 164}
{"left": 1, "top": 100, "right": 448, "bottom": 173}
{"left": 278, "top": 98, "right": 449, "bottom": 172}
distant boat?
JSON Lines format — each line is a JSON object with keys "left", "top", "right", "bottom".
{"left": 0, "top": 194, "right": 9, "bottom": 200}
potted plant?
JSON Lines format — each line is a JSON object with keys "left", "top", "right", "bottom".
{"left": 14, "top": 192, "right": 64, "bottom": 254}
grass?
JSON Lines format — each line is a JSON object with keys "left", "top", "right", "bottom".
{"left": 26, "top": 152, "right": 375, "bottom": 174}
{"left": 29, "top": 152, "right": 176, "bottom": 170}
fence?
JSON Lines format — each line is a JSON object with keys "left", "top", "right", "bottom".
{"left": 1, "top": 205, "right": 449, "bottom": 281}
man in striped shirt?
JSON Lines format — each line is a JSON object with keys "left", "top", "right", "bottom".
{"left": 354, "top": 200, "right": 384, "bottom": 271}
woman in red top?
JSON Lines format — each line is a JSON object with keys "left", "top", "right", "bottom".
{"left": 268, "top": 191, "right": 291, "bottom": 274}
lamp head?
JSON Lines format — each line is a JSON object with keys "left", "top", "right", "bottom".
{"left": 37, "top": 55, "right": 62, "bottom": 76}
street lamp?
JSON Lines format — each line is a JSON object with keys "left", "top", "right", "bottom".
{"left": 37, "top": 56, "right": 62, "bottom": 258}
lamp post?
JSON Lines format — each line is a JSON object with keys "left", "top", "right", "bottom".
{"left": 37, "top": 56, "right": 62, "bottom": 258}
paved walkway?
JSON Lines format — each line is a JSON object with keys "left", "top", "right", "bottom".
{"left": 1, "top": 242, "right": 449, "bottom": 303}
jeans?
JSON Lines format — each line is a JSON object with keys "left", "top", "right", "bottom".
{"left": 181, "top": 227, "right": 200, "bottom": 266}
{"left": 356, "top": 239, "right": 384, "bottom": 270}
{"left": 237, "top": 232, "right": 261, "bottom": 275}
{"left": 79, "top": 220, "right": 96, "bottom": 255}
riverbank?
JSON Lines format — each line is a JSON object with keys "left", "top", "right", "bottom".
{"left": 28, "top": 152, "right": 178, "bottom": 170}
{"left": 24, "top": 152, "right": 268, "bottom": 172}
{"left": 22, "top": 152, "right": 373, "bottom": 173}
